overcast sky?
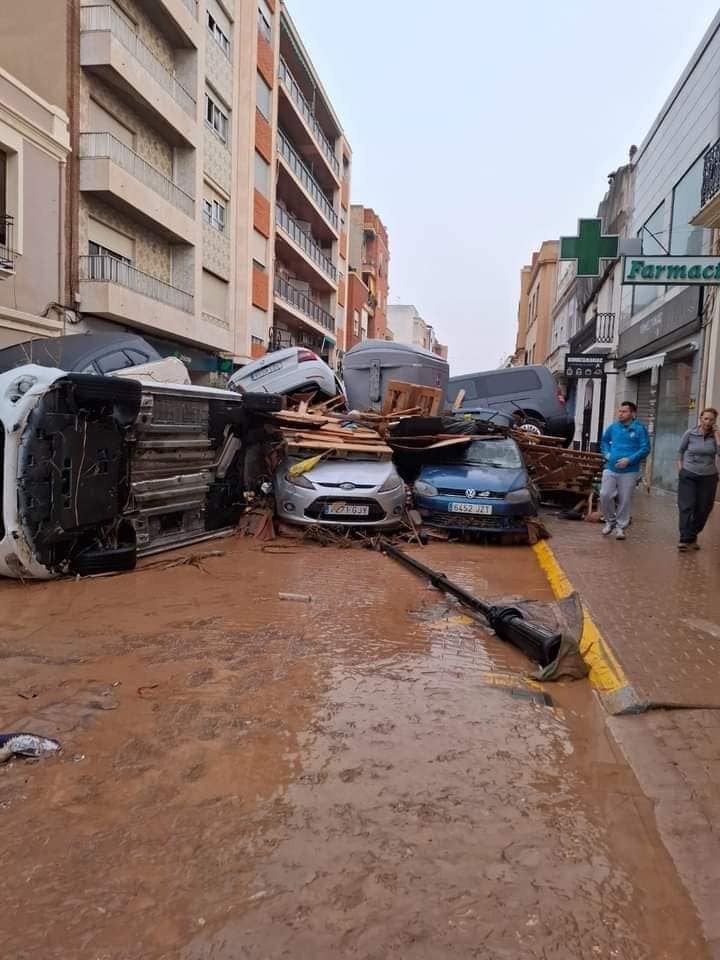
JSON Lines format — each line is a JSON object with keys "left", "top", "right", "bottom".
{"left": 289, "top": 0, "right": 719, "bottom": 373}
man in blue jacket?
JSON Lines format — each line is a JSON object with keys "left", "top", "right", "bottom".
{"left": 599, "top": 400, "right": 651, "bottom": 540}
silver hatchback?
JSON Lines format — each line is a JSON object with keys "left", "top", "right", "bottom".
{"left": 275, "top": 455, "right": 406, "bottom": 529}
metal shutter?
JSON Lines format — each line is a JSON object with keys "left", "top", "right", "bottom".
{"left": 635, "top": 372, "right": 652, "bottom": 425}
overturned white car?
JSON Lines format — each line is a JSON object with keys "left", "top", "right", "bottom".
{"left": 0, "top": 365, "right": 279, "bottom": 580}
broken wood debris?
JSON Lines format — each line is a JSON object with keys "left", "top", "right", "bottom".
{"left": 514, "top": 432, "right": 603, "bottom": 495}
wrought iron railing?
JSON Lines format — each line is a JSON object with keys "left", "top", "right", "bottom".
{"left": 568, "top": 312, "right": 615, "bottom": 354}
{"left": 275, "top": 207, "right": 337, "bottom": 282}
{"left": 278, "top": 59, "right": 339, "bottom": 177}
{"left": 80, "top": 133, "right": 194, "bottom": 216}
{"left": 81, "top": 5, "right": 196, "bottom": 116}
{"left": 0, "top": 215, "right": 14, "bottom": 271}
{"left": 277, "top": 130, "right": 338, "bottom": 230}
{"left": 701, "top": 139, "right": 720, "bottom": 208}
{"left": 79, "top": 255, "right": 194, "bottom": 313}
{"left": 274, "top": 275, "right": 334, "bottom": 332}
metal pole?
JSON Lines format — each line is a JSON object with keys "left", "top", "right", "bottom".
{"left": 597, "top": 372, "right": 607, "bottom": 446}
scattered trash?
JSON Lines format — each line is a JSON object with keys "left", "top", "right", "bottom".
{"left": 71, "top": 754, "right": 85, "bottom": 763}
{"left": 279, "top": 592, "right": 312, "bottom": 603}
{"left": 137, "top": 684, "right": 160, "bottom": 698}
{"left": 0, "top": 733, "right": 60, "bottom": 764}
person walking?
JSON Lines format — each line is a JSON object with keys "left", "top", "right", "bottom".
{"left": 677, "top": 407, "right": 719, "bottom": 551}
{"left": 599, "top": 400, "right": 651, "bottom": 541}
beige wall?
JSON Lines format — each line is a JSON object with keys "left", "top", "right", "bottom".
{"left": 520, "top": 241, "right": 558, "bottom": 366}
{"left": 0, "top": 1, "right": 70, "bottom": 110}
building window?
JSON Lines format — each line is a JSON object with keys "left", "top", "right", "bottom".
{"left": 257, "top": 0, "right": 272, "bottom": 41}
{"left": 205, "top": 93, "right": 229, "bottom": 144}
{"left": 256, "top": 73, "right": 272, "bottom": 121}
{"left": 0, "top": 151, "right": 6, "bottom": 244}
{"left": 207, "top": 11, "right": 231, "bottom": 56}
{"left": 670, "top": 153, "right": 707, "bottom": 256}
{"left": 254, "top": 151, "right": 270, "bottom": 197}
{"left": 203, "top": 198, "right": 226, "bottom": 232}
{"left": 88, "top": 240, "right": 131, "bottom": 264}
{"left": 632, "top": 202, "right": 665, "bottom": 316}
{"left": 353, "top": 310, "right": 360, "bottom": 337}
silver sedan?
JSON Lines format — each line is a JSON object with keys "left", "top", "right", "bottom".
{"left": 274, "top": 455, "right": 406, "bottom": 529}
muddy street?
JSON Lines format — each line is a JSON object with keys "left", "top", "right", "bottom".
{"left": 0, "top": 539, "right": 706, "bottom": 960}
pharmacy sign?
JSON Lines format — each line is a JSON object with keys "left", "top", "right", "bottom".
{"left": 622, "top": 256, "right": 720, "bottom": 285}
{"left": 560, "top": 219, "right": 619, "bottom": 277}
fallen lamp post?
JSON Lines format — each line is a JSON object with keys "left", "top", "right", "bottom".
{"left": 378, "top": 540, "right": 561, "bottom": 667}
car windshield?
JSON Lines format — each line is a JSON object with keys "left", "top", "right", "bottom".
{"left": 461, "top": 440, "right": 522, "bottom": 469}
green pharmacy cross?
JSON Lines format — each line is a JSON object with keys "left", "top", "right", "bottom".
{"left": 560, "top": 219, "right": 619, "bottom": 277}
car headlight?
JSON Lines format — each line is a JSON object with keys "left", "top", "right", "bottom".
{"left": 285, "top": 472, "right": 314, "bottom": 489}
{"left": 378, "top": 472, "right": 402, "bottom": 493}
{"left": 505, "top": 487, "right": 532, "bottom": 504}
{"left": 414, "top": 480, "right": 439, "bottom": 497}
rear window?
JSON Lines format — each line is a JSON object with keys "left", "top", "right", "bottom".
{"left": 484, "top": 369, "right": 542, "bottom": 397}
{"left": 447, "top": 378, "right": 478, "bottom": 402}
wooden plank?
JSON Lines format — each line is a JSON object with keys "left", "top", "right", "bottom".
{"left": 452, "top": 389, "right": 466, "bottom": 411}
{"left": 382, "top": 380, "right": 443, "bottom": 417}
{"left": 287, "top": 439, "right": 392, "bottom": 454}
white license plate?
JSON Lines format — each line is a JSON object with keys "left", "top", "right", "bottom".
{"left": 325, "top": 502, "right": 370, "bottom": 517}
{"left": 251, "top": 361, "right": 283, "bottom": 380}
{"left": 449, "top": 503, "right": 493, "bottom": 515}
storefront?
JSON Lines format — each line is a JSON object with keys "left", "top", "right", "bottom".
{"left": 618, "top": 287, "right": 703, "bottom": 492}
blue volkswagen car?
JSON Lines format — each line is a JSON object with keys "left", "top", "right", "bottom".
{"left": 413, "top": 436, "right": 538, "bottom": 535}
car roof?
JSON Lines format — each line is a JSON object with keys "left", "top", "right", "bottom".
{"left": 448, "top": 365, "right": 549, "bottom": 379}
{"left": 0, "top": 334, "right": 159, "bottom": 373}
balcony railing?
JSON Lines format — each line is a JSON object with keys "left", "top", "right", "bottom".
{"left": 278, "top": 59, "right": 339, "bottom": 177}
{"left": 275, "top": 207, "right": 337, "bottom": 282}
{"left": 81, "top": 5, "right": 196, "bottom": 117}
{"left": 701, "top": 139, "right": 720, "bottom": 208}
{"left": 277, "top": 130, "right": 338, "bottom": 230}
{"left": 80, "top": 255, "right": 194, "bottom": 313}
{"left": 0, "top": 215, "right": 14, "bottom": 271}
{"left": 80, "top": 133, "right": 194, "bottom": 216}
{"left": 274, "top": 275, "right": 334, "bottom": 332}
{"left": 568, "top": 312, "right": 615, "bottom": 354}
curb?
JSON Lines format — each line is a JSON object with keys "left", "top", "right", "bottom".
{"left": 532, "top": 541, "right": 643, "bottom": 714}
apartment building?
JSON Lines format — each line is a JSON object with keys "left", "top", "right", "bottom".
{"left": 387, "top": 303, "right": 448, "bottom": 358}
{"left": 348, "top": 205, "right": 389, "bottom": 341}
{"left": 516, "top": 240, "right": 558, "bottom": 366}
{"left": 270, "top": 10, "right": 352, "bottom": 366}
{"left": 0, "top": 0, "right": 351, "bottom": 379}
{"left": 510, "top": 264, "right": 532, "bottom": 365}
{"left": 0, "top": 68, "right": 70, "bottom": 349}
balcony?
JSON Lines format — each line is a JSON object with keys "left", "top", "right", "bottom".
{"left": 80, "top": 133, "right": 195, "bottom": 243}
{"left": 80, "top": 5, "right": 197, "bottom": 146}
{"left": 0, "top": 215, "right": 14, "bottom": 277}
{"left": 277, "top": 130, "right": 338, "bottom": 236}
{"left": 568, "top": 312, "right": 616, "bottom": 354}
{"left": 278, "top": 58, "right": 340, "bottom": 184}
{"left": 145, "top": 0, "right": 200, "bottom": 48}
{"left": 692, "top": 139, "right": 720, "bottom": 227}
{"left": 274, "top": 274, "right": 334, "bottom": 334}
{"left": 275, "top": 206, "right": 337, "bottom": 289}
{"left": 79, "top": 255, "right": 196, "bottom": 339}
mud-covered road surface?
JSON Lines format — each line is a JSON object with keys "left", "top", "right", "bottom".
{"left": 0, "top": 538, "right": 707, "bottom": 959}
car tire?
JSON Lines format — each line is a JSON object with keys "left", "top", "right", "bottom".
{"left": 518, "top": 418, "right": 545, "bottom": 437}
{"left": 66, "top": 374, "right": 142, "bottom": 427}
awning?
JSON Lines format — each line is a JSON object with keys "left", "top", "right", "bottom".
{"left": 625, "top": 352, "right": 666, "bottom": 377}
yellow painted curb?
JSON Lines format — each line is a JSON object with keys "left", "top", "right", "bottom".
{"left": 532, "top": 540, "right": 627, "bottom": 695}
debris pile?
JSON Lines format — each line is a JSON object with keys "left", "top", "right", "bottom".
{"left": 513, "top": 431, "right": 604, "bottom": 496}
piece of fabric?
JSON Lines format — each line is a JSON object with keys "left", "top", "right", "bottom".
{"left": 678, "top": 469, "right": 718, "bottom": 542}
{"left": 678, "top": 428, "right": 719, "bottom": 476}
{"left": 599, "top": 469, "right": 638, "bottom": 530}
{"left": 600, "top": 419, "right": 651, "bottom": 474}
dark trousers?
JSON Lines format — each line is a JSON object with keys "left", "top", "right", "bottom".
{"left": 678, "top": 470, "right": 718, "bottom": 542}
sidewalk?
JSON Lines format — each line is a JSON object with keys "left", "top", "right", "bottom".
{"left": 545, "top": 490, "right": 720, "bottom": 710}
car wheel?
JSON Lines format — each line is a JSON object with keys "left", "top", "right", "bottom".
{"left": 518, "top": 418, "right": 545, "bottom": 437}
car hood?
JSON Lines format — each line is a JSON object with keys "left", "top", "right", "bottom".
{"left": 292, "top": 457, "right": 399, "bottom": 488}
{"left": 419, "top": 463, "right": 527, "bottom": 493}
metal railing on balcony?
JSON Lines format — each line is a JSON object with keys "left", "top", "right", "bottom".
{"left": 80, "top": 255, "right": 194, "bottom": 313}
{"left": 80, "top": 133, "right": 194, "bottom": 216}
{"left": 701, "top": 139, "right": 720, "bottom": 208}
{"left": 0, "top": 215, "right": 14, "bottom": 271}
{"left": 277, "top": 130, "right": 338, "bottom": 230}
{"left": 81, "top": 5, "right": 196, "bottom": 117}
{"left": 568, "top": 312, "right": 615, "bottom": 354}
{"left": 274, "top": 275, "right": 334, "bottom": 332}
{"left": 275, "top": 207, "right": 337, "bottom": 282}
{"left": 278, "top": 59, "right": 339, "bottom": 177}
